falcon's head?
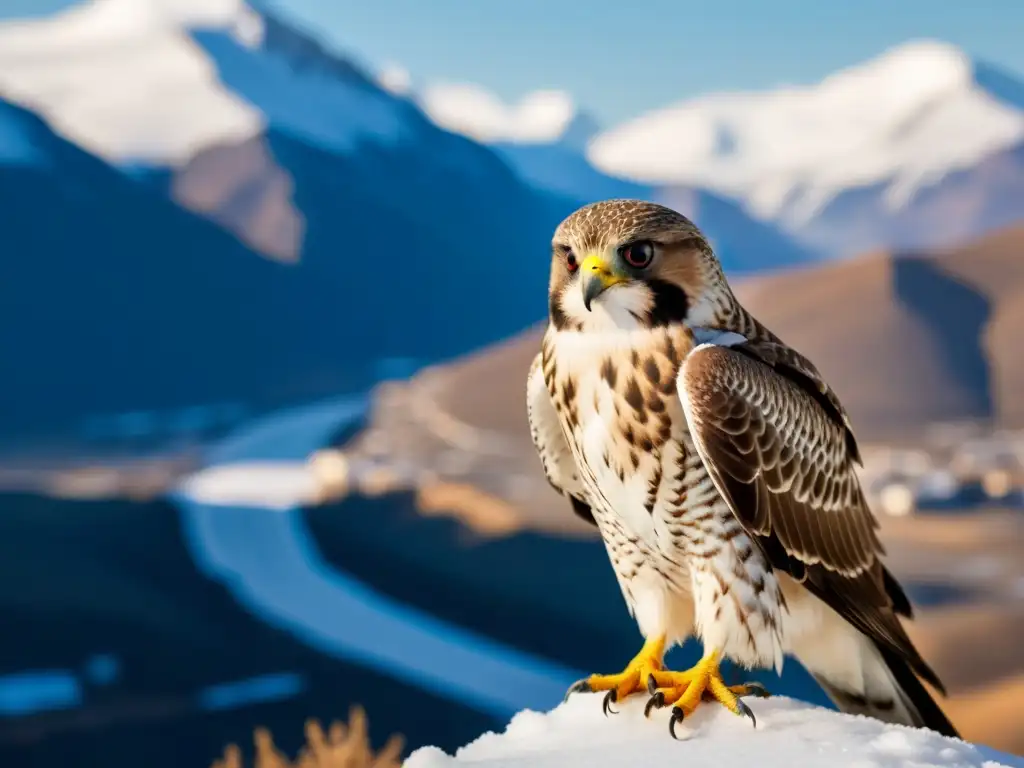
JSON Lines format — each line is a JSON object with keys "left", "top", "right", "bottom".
{"left": 548, "top": 199, "right": 735, "bottom": 333}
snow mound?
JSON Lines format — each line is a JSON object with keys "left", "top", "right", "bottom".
{"left": 588, "top": 39, "right": 1024, "bottom": 224}
{"left": 406, "top": 693, "right": 1023, "bottom": 768}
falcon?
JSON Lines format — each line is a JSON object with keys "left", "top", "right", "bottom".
{"left": 526, "top": 199, "right": 959, "bottom": 739}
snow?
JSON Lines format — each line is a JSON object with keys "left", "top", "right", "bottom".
{"left": 588, "top": 40, "right": 1024, "bottom": 225}
{"left": 419, "top": 83, "right": 579, "bottom": 144}
{"left": 176, "top": 461, "right": 320, "bottom": 510}
{"left": 407, "top": 693, "right": 1024, "bottom": 768}
{"left": 0, "top": 0, "right": 409, "bottom": 165}
{"left": 0, "top": 0, "right": 262, "bottom": 164}
{"left": 376, "top": 61, "right": 413, "bottom": 96}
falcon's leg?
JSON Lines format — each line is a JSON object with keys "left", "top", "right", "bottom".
{"left": 565, "top": 634, "right": 665, "bottom": 713}
{"left": 644, "top": 651, "right": 770, "bottom": 737}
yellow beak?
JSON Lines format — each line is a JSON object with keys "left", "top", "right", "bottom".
{"left": 580, "top": 254, "right": 626, "bottom": 311}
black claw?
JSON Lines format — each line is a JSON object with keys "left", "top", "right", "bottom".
{"left": 602, "top": 690, "right": 618, "bottom": 716}
{"left": 741, "top": 682, "right": 770, "bottom": 699}
{"left": 564, "top": 679, "right": 591, "bottom": 702}
{"left": 646, "top": 674, "right": 659, "bottom": 696}
{"left": 644, "top": 691, "right": 665, "bottom": 718}
{"left": 668, "top": 706, "right": 685, "bottom": 740}
{"left": 737, "top": 698, "right": 757, "bottom": 728}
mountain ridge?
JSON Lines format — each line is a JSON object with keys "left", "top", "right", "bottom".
{"left": 0, "top": 93, "right": 561, "bottom": 438}
{"left": 0, "top": 0, "right": 828, "bottom": 275}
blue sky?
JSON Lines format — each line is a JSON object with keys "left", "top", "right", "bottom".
{"left": 267, "top": 0, "right": 1024, "bottom": 123}
{"left": 6, "top": 0, "right": 1024, "bottom": 125}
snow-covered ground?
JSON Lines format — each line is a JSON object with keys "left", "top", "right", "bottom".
{"left": 407, "top": 694, "right": 1024, "bottom": 768}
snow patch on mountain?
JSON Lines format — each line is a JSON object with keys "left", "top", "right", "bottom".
{"left": 419, "top": 83, "right": 587, "bottom": 145}
{"left": 407, "top": 693, "right": 1024, "bottom": 768}
{"left": 588, "top": 40, "right": 1024, "bottom": 227}
{"left": 0, "top": 0, "right": 263, "bottom": 163}
{"left": 376, "top": 61, "right": 413, "bottom": 96}
{"left": 0, "top": 0, "right": 411, "bottom": 165}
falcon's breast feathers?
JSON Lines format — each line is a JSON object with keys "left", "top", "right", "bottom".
{"left": 526, "top": 351, "right": 595, "bottom": 526}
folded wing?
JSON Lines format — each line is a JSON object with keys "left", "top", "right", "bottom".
{"left": 677, "top": 339, "right": 943, "bottom": 693}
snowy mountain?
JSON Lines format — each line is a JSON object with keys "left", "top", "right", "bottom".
{"left": 0, "top": 0, "right": 817, "bottom": 286}
{"left": 0, "top": 94, "right": 571, "bottom": 437}
{"left": 0, "top": 0, "right": 406, "bottom": 166}
{"left": 407, "top": 695, "right": 1024, "bottom": 768}
{"left": 0, "top": 1, "right": 578, "bottom": 438}
{"left": 588, "top": 40, "right": 1024, "bottom": 256}
{"left": 0, "top": 0, "right": 264, "bottom": 165}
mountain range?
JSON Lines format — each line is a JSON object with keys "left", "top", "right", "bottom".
{"left": 0, "top": 0, "right": 561, "bottom": 439}
{"left": 3, "top": 4, "right": 1021, "bottom": 274}
{"left": 0, "top": 0, "right": 827, "bottom": 440}
{"left": 0, "top": 89, "right": 574, "bottom": 438}
{"left": 413, "top": 40, "right": 1024, "bottom": 258}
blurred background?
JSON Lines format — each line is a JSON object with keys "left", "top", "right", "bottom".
{"left": 1, "top": 0, "right": 1022, "bottom": 766}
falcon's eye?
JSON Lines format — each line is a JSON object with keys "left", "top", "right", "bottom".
{"left": 565, "top": 249, "right": 578, "bottom": 272}
{"left": 620, "top": 240, "right": 655, "bottom": 269}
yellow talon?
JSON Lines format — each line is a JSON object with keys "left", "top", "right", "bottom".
{"left": 644, "top": 652, "right": 770, "bottom": 736}
{"left": 567, "top": 642, "right": 769, "bottom": 732}
{"left": 565, "top": 635, "right": 666, "bottom": 711}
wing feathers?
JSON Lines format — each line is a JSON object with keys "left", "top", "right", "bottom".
{"left": 731, "top": 340, "right": 862, "bottom": 464}
{"left": 682, "top": 346, "right": 879, "bottom": 577}
{"left": 679, "top": 342, "right": 946, "bottom": 696}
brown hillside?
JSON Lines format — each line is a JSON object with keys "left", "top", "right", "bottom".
{"left": 927, "top": 225, "right": 1024, "bottom": 430}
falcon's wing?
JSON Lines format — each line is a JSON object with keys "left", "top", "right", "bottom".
{"left": 526, "top": 352, "right": 596, "bottom": 526}
{"left": 677, "top": 338, "right": 940, "bottom": 690}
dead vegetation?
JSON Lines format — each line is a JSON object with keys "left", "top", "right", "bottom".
{"left": 210, "top": 706, "right": 404, "bottom": 768}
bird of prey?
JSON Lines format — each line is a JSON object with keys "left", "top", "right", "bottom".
{"left": 526, "top": 199, "right": 958, "bottom": 739}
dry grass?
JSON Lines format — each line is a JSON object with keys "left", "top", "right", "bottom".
{"left": 210, "top": 706, "right": 403, "bottom": 768}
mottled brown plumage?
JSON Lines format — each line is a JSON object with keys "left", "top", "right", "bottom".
{"left": 681, "top": 342, "right": 942, "bottom": 689}
{"left": 526, "top": 198, "right": 958, "bottom": 738}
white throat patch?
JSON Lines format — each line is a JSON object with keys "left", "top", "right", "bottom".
{"left": 559, "top": 281, "right": 652, "bottom": 332}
